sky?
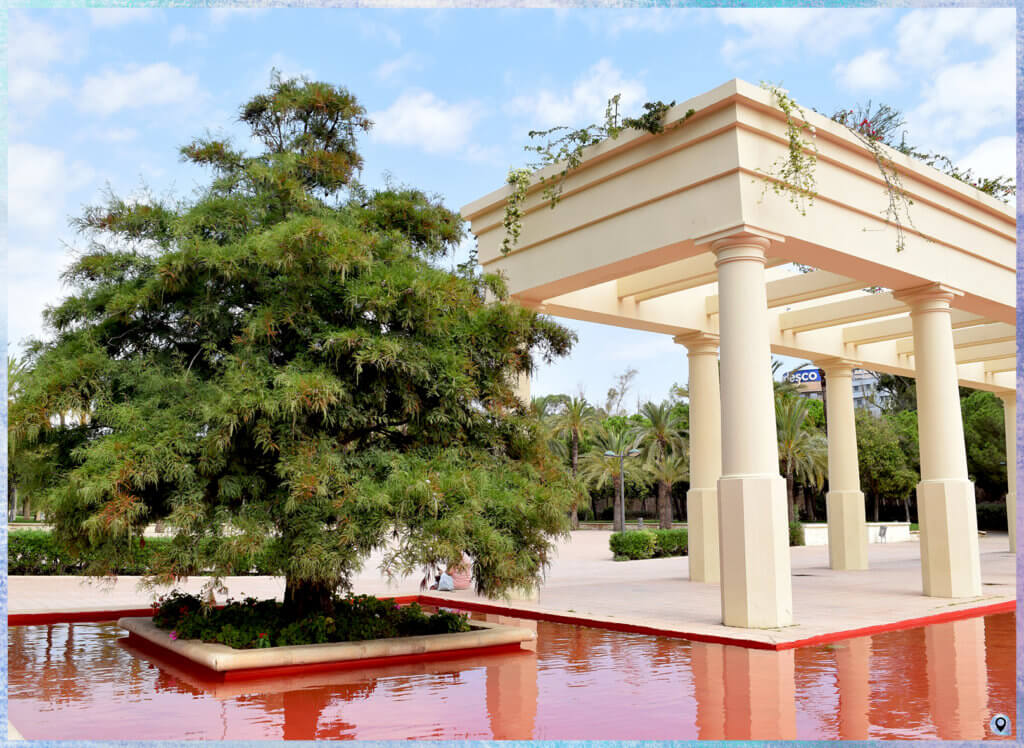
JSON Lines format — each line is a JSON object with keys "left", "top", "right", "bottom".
{"left": 7, "top": 5, "right": 1016, "bottom": 410}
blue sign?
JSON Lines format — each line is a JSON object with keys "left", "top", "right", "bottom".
{"left": 787, "top": 368, "right": 822, "bottom": 384}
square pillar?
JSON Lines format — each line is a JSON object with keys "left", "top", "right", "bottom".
{"left": 894, "top": 284, "right": 981, "bottom": 598}
{"left": 675, "top": 332, "right": 721, "bottom": 583}
{"left": 816, "top": 359, "right": 868, "bottom": 570}
{"left": 713, "top": 234, "right": 792, "bottom": 628}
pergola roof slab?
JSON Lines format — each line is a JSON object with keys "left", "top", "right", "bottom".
{"left": 462, "top": 79, "right": 1015, "bottom": 394}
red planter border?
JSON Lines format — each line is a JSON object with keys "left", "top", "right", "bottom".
{"left": 9, "top": 594, "right": 1013, "bottom": 652}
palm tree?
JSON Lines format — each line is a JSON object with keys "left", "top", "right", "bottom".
{"left": 7, "top": 356, "right": 27, "bottom": 520}
{"left": 775, "top": 393, "right": 828, "bottom": 523}
{"left": 579, "top": 425, "right": 645, "bottom": 530}
{"left": 645, "top": 450, "right": 689, "bottom": 528}
{"left": 550, "top": 396, "right": 599, "bottom": 529}
{"left": 631, "top": 401, "right": 687, "bottom": 528}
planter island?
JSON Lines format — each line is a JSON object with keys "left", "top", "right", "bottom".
{"left": 118, "top": 615, "right": 535, "bottom": 681}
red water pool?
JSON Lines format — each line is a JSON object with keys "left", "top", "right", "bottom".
{"left": 8, "top": 611, "right": 1015, "bottom": 740}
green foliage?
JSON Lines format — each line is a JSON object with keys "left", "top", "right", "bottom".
{"left": 152, "top": 592, "right": 470, "bottom": 649}
{"left": 789, "top": 521, "right": 805, "bottom": 547}
{"left": 855, "top": 411, "right": 918, "bottom": 521}
{"left": 609, "top": 529, "right": 687, "bottom": 560}
{"left": 961, "top": 391, "right": 1007, "bottom": 500}
{"left": 8, "top": 530, "right": 275, "bottom": 576}
{"left": 759, "top": 83, "right": 818, "bottom": 215}
{"left": 975, "top": 502, "right": 1007, "bottom": 531}
{"left": 575, "top": 505, "right": 594, "bottom": 522}
{"left": 609, "top": 530, "right": 657, "bottom": 560}
{"left": 502, "top": 96, "right": 695, "bottom": 254}
{"left": 776, "top": 392, "right": 827, "bottom": 522}
{"left": 653, "top": 528, "right": 688, "bottom": 556}
{"left": 9, "top": 74, "right": 577, "bottom": 614}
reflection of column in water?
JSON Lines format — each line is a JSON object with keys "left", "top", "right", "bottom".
{"left": 691, "top": 641, "right": 726, "bottom": 739}
{"left": 723, "top": 646, "right": 796, "bottom": 740}
{"left": 834, "top": 637, "right": 871, "bottom": 740}
{"left": 485, "top": 623, "right": 538, "bottom": 741}
{"left": 925, "top": 617, "right": 988, "bottom": 740}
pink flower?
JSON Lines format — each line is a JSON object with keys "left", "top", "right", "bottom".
{"left": 169, "top": 631, "right": 178, "bottom": 641}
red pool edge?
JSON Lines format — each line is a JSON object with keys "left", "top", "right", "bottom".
{"left": 8, "top": 594, "right": 1014, "bottom": 652}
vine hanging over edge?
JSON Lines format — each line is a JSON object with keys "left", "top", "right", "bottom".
{"left": 501, "top": 96, "right": 694, "bottom": 255}
{"left": 757, "top": 82, "right": 819, "bottom": 216}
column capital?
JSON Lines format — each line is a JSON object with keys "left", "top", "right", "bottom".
{"left": 674, "top": 331, "right": 720, "bottom": 353}
{"left": 814, "top": 357, "right": 858, "bottom": 376}
{"left": 893, "top": 283, "right": 964, "bottom": 311}
{"left": 712, "top": 237, "right": 772, "bottom": 267}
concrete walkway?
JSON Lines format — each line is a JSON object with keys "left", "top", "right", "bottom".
{"left": 8, "top": 532, "right": 1015, "bottom": 646}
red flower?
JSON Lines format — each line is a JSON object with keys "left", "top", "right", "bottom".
{"left": 258, "top": 632, "right": 267, "bottom": 638}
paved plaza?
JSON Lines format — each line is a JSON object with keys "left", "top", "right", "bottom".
{"left": 8, "top": 531, "right": 1015, "bottom": 646}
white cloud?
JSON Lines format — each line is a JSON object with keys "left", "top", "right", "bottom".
{"left": 717, "top": 8, "right": 883, "bottom": 62}
{"left": 359, "top": 19, "right": 402, "bottom": 47}
{"left": 896, "top": 8, "right": 1014, "bottom": 66}
{"left": 505, "top": 59, "right": 646, "bottom": 129}
{"left": 956, "top": 136, "right": 1016, "bottom": 181}
{"left": 169, "top": 24, "right": 206, "bottom": 45}
{"left": 905, "top": 41, "right": 1013, "bottom": 149}
{"left": 370, "top": 90, "right": 484, "bottom": 154}
{"left": 833, "top": 49, "right": 900, "bottom": 91}
{"left": 89, "top": 8, "right": 160, "bottom": 28}
{"left": 7, "top": 245, "right": 76, "bottom": 350}
{"left": 10, "top": 69, "right": 72, "bottom": 116}
{"left": 375, "top": 53, "right": 423, "bottom": 82}
{"left": 9, "top": 12, "right": 77, "bottom": 69}
{"left": 80, "top": 63, "right": 201, "bottom": 116}
{"left": 9, "top": 144, "right": 96, "bottom": 234}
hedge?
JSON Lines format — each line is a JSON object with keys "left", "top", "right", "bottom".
{"left": 975, "top": 501, "right": 1007, "bottom": 531}
{"left": 7, "top": 531, "right": 275, "bottom": 576}
{"left": 610, "top": 529, "right": 687, "bottom": 560}
{"left": 789, "top": 521, "right": 805, "bottom": 547}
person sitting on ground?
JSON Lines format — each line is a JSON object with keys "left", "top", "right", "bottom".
{"left": 448, "top": 552, "right": 473, "bottom": 591}
{"left": 430, "top": 571, "right": 455, "bottom": 591}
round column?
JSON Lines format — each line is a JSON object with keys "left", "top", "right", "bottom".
{"left": 713, "top": 236, "right": 792, "bottom": 628}
{"left": 817, "top": 359, "right": 868, "bottom": 570}
{"left": 997, "top": 391, "right": 1016, "bottom": 553}
{"left": 675, "top": 332, "right": 722, "bottom": 583}
{"left": 895, "top": 284, "right": 981, "bottom": 598}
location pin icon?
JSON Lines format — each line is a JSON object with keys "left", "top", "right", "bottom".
{"left": 990, "top": 714, "right": 1011, "bottom": 736}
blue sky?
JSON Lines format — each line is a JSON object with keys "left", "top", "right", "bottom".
{"left": 8, "top": 6, "right": 1015, "bottom": 409}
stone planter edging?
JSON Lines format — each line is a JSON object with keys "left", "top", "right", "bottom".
{"left": 118, "top": 616, "right": 534, "bottom": 673}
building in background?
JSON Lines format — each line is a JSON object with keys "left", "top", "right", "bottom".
{"left": 785, "top": 365, "right": 888, "bottom": 416}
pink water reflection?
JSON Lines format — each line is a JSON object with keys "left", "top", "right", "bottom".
{"left": 7, "top": 611, "right": 1015, "bottom": 740}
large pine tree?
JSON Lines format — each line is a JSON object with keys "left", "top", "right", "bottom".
{"left": 10, "top": 74, "right": 576, "bottom": 616}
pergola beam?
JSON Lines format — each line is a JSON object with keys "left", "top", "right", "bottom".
{"left": 705, "top": 269, "right": 864, "bottom": 314}
{"left": 842, "top": 309, "right": 985, "bottom": 345}
{"left": 896, "top": 322, "right": 1016, "bottom": 354}
{"left": 984, "top": 357, "right": 1015, "bottom": 373}
{"left": 619, "top": 255, "right": 787, "bottom": 302}
{"left": 951, "top": 340, "right": 1017, "bottom": 364}
{"left": 778, "top": 293, "right": 904, "bottom": 333}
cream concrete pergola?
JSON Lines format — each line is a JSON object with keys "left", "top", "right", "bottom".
{"left": 462, "top": 79, "right": 1017, "bottom": 630}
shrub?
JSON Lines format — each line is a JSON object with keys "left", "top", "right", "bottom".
{"left": 789, "top": 521, "right": 805, "bottom": 547}
{"left": 975, "top": 501, "right": 1007, "bottom": 531}
{"left": 653, "top": 529, "right": 688, "bottom": 557}
{"left": 152, "top": 592, "right": 471, "bottom": 649}
{"left": 576, "top": 505, "right": 594, "bottom": 522}
{"left": 599, "top": 506, "right": 615, "bottom": 521}
{"left": 8, "top": 531, "right": 277, "bottom": 576}
{"left": 609, "top": 530, "right": 657, "bottom": 560}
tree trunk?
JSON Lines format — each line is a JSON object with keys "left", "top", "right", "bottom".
{"left": 872, "top": 491, "right": 879, "bottom": 522}
{"left": 613, "top": 473, "right": 624, "bottom": 532}
{"left": 658, "top": 480, "right": 672, "bottom": 529}
{"left": 904, "top": 496, "right": 910, "bottom": 522}
{"left": 570, "top": 433, "right": 580, "bottom": 530}
{"left": 786, "top": 463, "right": 796, "bottom": 523}
{"left": 283, "top": 578, "right": 335, "bottom": 618}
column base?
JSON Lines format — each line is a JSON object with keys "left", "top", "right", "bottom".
{"left": 687, "top": 487, "right": 720, "bottom": 583}
{"left": 717, "top": 475, "right": 793, "bottom": 628}
{"left": 826, "top": 490, "right": 868, "bottom": 570}
{"left": 917, "top": 479, "right": 981, "bottom": 598}
{"left": 1007, "top": 491, "right": 1016, "bottom": 553}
